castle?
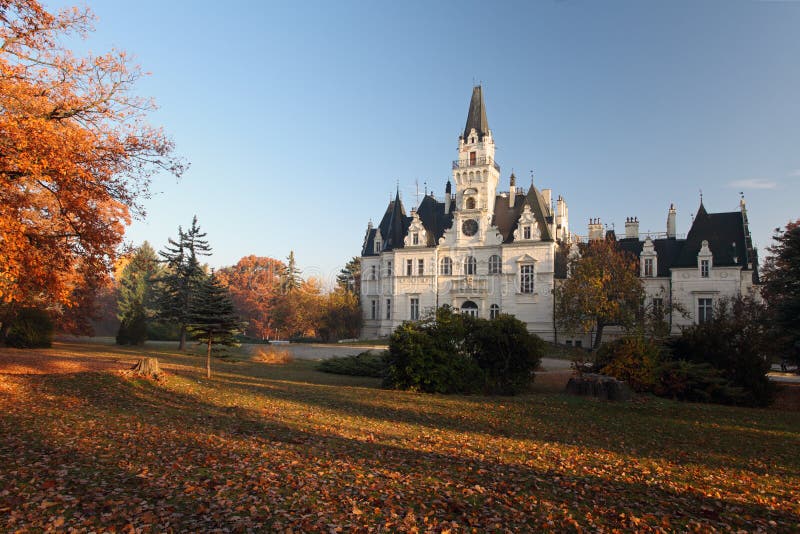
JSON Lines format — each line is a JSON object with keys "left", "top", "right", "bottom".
{"left": 359, "top": 87, "right": 759, "bottom": 342}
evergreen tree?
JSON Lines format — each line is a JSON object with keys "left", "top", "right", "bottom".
{"left": 116, "top": 242, "right": 159, "bottom": 345}
{"left": 762, "top": 220, "right": 800, "bottom": 366}
{"left": 188, "top": 272, "right": 244, "bottom": 378}
{"left": 280, "top": 250, "right": 302, "bottom": 294}
{"left": 155, "top": 216, "right": 212, "bottom": 350}
{"left": 336, "top": 257, "right": 361, "bottom": 297}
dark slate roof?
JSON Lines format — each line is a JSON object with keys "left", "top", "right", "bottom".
{"left": 618, "top": 237, "right": 684, "bottom": 277}
{"left": 463, "top": 86, "right": 490, "bottom": 141}
{"left": 492, "top": 186, "right": 554, "bottom": 243}
{"left": 416, "top": 194, "right": 454, "bottom": 246}
{"left": 674, "top": 203, "right": 751, "bottom": 269}
{"left": 362, "top": 227, "right": 379, "bottom": 257}
{"left": 361, "top": 192, "right": 411, "bottom": 256}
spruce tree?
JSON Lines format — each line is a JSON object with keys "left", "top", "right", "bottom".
{"left": 155, "top": 216, "right": 212, "bottom": 350}
{"left": 336, "top": 256, "right": 361, "bottom": 297}
{"left": 280, "top": 250, "right": 302, "bottom": 294}
{"left": 188, "top": 272, "right": 244, "bottom": 378}
{"left": 116, "top": 242, "right": 159, "bottom": 345}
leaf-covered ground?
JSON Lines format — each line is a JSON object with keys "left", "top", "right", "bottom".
{"left": 1, "top": 342, "right": 798, "bottom": 532}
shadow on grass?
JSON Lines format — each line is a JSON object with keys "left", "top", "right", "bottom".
{"left": 1, "top": 371, "right": 797, "bottom": 531}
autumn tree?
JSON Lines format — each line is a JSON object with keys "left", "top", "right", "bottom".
{"left": 217, "top": 255, "right": 285, "bottom": 340}
{"left": 555, "top": 238, "right": 644, "bottom": 349}
{"left": 0, "top": 1, "right": 184, "bottom": 340}
{"left": 761, "top": 220, "right": 800, "bottom": 365}
{"left": 187, "top": 272, "right": 244, "bottom": 378}
{"left": 155, "top": 217, "right": 211, "bottom": 350}
{"left": 116, "top": 242, "right": 159, "bottom": 345}
{"left": 318, "top": 288, "right": 362, "bottom": 341}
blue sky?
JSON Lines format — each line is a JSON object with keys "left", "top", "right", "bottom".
{"left": 53, "top": 0, "right": 800, "bottom": 284}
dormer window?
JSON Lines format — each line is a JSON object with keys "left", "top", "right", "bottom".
{"left": 412, "top": 232, "right": 419, "bottom": 245}
{"left": 374, "top": 237, "right": 381, "bottom": 254}
{"left": 644, "top": 258, "right": 654, "bottom": 277}
{"left": 523, "top": 226, "right": 531, "bottom": 240}
{"left": 700, "top": 259, "right": 709, "bottom": 278}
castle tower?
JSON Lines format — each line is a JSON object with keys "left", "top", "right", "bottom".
{"left": 452, "top": 86, "right": 501, "bottom": 244}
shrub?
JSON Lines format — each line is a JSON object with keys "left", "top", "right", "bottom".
{"left": 468, "top": 314, "right": 544, "bottom": 395}
{"left": 252, "top": 347, "right": 293, "bottom": 365}
{"left": 668, "top": 296, "right": 774, "bottom": 406}
{"left": 5, "top": 308, "right": 54, "bottom": 348}
{"left": 384, "top": 307, "right": 544, "bottom": 395}
{"left": 146, "top": 321, "right": 181, "bottom": 341}
{"left": 116, "top": 313, "right": 147, "bottom": 345}
{"left": 654, "top": 360, "right": 748, "bottom": 405}
{"left": 595, "top": 336, "right": 662, "bottom": 393}
{"left": 317, "top": 351, "right": 386, "bottom": 377}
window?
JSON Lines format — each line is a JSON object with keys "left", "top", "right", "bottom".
{"left": 412, "top": 232, "right": 419, "bottom": 245}
{"left": 489, "top": 304, "right": 500, "bottom": 319}
{"left": 410, "top": 298, "right": 419, "bottom": 320}
{"left": 466, "top": 197, "right": 476, "bottom": 210}
{"left": 469, "top": 151, "right": 476, "bottom": 165}
{"left": 386, "top": 260, "right": 392, "bottom": 276}
{"left": 461, "top": 300, "right": 478, "bottom": 317}
{"left": 370, "top": 299, "right": 377, "bottom": 320}
{"left": 374, "top": 238, "right": 381, "bottom": 254}
{"left": 406, "top": 259, "right": 413, "bottom": 276}
{"left": 464, "top": 256, "right": 477, "bottom": 275}
{"left": 652, "top": 297, "right": 664, "bottom": 316}
{"left": 440, "top": 256, "right": 452, "bottom": 275}
{"left": 644, "top": 258, "right": 654, "bottom": 277}
{"left": 371, "top": 265, "right": 377, "bottom": 280}
{"left": 700, "top": 259, "right": 710, "bottom": 278}
{"left": 386, "top": 299, "right": 392, "bottom": 320}
{"left": 417, "top": 259, "right": 424, "bottom": 276}
{"left": 565, "top": 340, "right": 573, "bottom": 347}
{"left": 488, "top": 255, "right": 502, "bottom": 274}
{"left": 520, "top": 264, "right": 535, "bottom": 293}
{"left": 575, "top": 340, "right": 583, "bottom": 348}
{"left": 523, "top": 226, "right": 531, "bottom": 240}
{"left": 698, "top": 298, "right": 712, "bottom": 324}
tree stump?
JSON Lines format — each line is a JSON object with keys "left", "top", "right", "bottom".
{"left": 130, "top": 357, "right": 161, "bottom": 379}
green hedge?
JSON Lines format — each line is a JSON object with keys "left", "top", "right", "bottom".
{"left": 5, "top": 308, "right": 54, "bottom": 348}
{"left": 317, "top": 351, "right": 386, "bottom": 378}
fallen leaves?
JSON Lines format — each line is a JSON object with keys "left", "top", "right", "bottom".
{"left": 0, "top": 343, "right": 798, "bottom": 532}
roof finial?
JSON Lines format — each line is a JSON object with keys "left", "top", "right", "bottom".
{"left": 699, "top": 188, "right": 703, "bottom": 204}
{"left": 530, "top": 170, "right": 535, "bottom": 185}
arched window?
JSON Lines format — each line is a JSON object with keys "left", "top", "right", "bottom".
{"left": 461, "top": 300, "right": 478, "bottom": 317}
{"left": 464, "top": 256, "right": 477, "bottom": 275}
{"left": 465, "top": 197, "right": 476, "bottom": 209}
{"left": 489, "top": 304, "right": 500, "bottom": 319}
{"left": 439, "top": 256, "right": 452, "bottom": 275}
{"left": 488, "top": 255, "right": 502, "bottom": 274}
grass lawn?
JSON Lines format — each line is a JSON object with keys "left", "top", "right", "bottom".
{"left": 0, "top": 341, "right": 798, "bottom": 532}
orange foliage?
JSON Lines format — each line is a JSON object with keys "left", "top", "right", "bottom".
{"left": 217, "top": 256, "right": 285, "bottom": 340}
{"left": 0, "top": 1, "right": 183, "bottom": 317}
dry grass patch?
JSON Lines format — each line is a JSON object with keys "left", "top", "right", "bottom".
{"left": 251, "top": 346, "right": 294, "bottom": 365}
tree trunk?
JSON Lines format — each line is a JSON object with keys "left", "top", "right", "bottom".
{"left": 179, "top": 325, "right": 186, "bottom": 351}
{"left": 593, "top": 323, "right": 605, "bottom": 350}
{"left": 131, "top": 357, "right": 161, "bottom": 378}
{"left": 206, "top": 337, "right": 212, "bottom": 378}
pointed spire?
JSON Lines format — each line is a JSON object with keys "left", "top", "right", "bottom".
{"left": 445, "top": 180, "right": 452, "bottom": 194}
{"left": 509, "top": 172, "right": 516, "bottom": 187}
{"left": 463, "top": 85, "right": 489, "bottom": 141}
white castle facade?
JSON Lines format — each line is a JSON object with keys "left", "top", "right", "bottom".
{"left": 359, "top": 87, "right": 759, "bottom": 343}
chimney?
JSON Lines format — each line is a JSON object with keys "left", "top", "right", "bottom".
{"left": 444, "top": 181, "right": 452, "bottom": 213}
{"left": 588, "top": 218, "right": 604, "bottom": 241}
{"left": 509, "top": 172, "right": 516, "bottom": 208}
{"left": 625, "top": 217, "right": 639, "bottom": 239}
{"left": 667, "top": 204, "right": 676, "bottom": 238}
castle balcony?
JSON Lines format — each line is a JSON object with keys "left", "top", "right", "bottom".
{"left": 452, "top": 156, "right": 501, "bottom": 173}
{"left": 449, "top": 276, "right": 488, "bottom": 294}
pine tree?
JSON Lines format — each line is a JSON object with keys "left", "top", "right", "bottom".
{"left": 336, "top": 257, "right": 362, "bottom": 297}
{"left": 280, "top": 250, "right": 302, "bottom": 294}
{"left": 188, "top": 272, "right": 244, "bottom": 378}
{"left": 116, "top": 242, "right": 159, "bottom": 345}
{"left": 155, "top": 216, "right": 212, "bottom": 350}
